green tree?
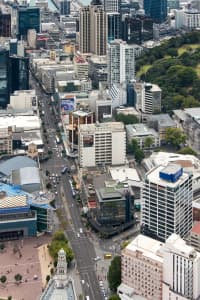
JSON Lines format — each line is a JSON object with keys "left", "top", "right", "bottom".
{"left": 108, "top": 256, "right": 121, "bottom": 292}
{"left": 0, "top": 275, "right": 7, "bottom": 285}
{"left": 178, "top": 147, "right": 197, "bottom": 156}
{"left": 8, "top": 297, "right": 12, "bottom": 300}
{"left": 144, "top": 137, "right": 154, "bottom": 149}
{"left": 46, "top": 275, "right": 50, "bottom": 282}
{"left": 0, "top": 243, "right": 5, "bottom": 252}
{"left": 109, "top": 295, "right": 120, "bottom": 300}
{"left": 46, "top": 182, "right": 52, "bottom": 190}
{"left": 14, "top": 274, "right": 22, "bottom": 284}
{"left": 135, "top": 149, "right": 145, "bottom": 164}
{"left": 131, "top": 139, "right": 139, "bottom": 153}
{"left": 165, "top": 128, "right": 186, "bottom": 149}
{"left": 49, "top": 231, "right": 74, "bottom": 264}
{"left": 115, "top": 113, "right": 139, "bottom": 125}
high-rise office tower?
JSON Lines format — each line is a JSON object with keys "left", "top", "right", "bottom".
{"left": 107, "top": 12, "right": 120, "bottom": 42}
{"left": 0, "top": 8, "right": 11, "bottom": 37}
{"left": 144, "top": 0, "right": 167, "bottom": 23}
{"left": 79, "top": 5, "right": 107, "bottom": 55}
{"left": 142, "top": 164, "right": 193, "bottom": 242}
{"left": 107, "top": 39, "right": 136, "bottom": 88}
{"left": 9, "top": 56, "right": 29, "bottom": 93}
{"left": 103, "top": 0, "right": 120, "bottom": 12}
{"left": 0, "top": 49, "right": 9, "bottom": 108}
{"left": 79, "top": 6, "right": 91, "bottom": 54}
{"left": 18, "top": 7, "right": 40, "bottom": 38}
{"left": 163, "top": 234, "right": 200, "bottom": 300}
{"left": 60, "top": 0, "right": 70, "bottom": 15}
{"left": 90, "top": 5, "right": 107, "bottom": 55}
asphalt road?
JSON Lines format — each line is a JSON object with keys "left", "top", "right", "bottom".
{"left": 30, "top": 73, "right": 103, "bottom": 300}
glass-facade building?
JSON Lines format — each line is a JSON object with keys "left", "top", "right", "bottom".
{"left": 0, "top": 49, "right": 9, "bottom": 108}
{"left": 144, "top": 0, "right": 167, "bottom": 23}
{"left": 107, "top": 12, "right": 121, "bottom": 43}
{"left": 18, "top": 7, "right": 40, "bottom": 38}
{"left": 10, "top": 56, "right": 29, "bottom": 93}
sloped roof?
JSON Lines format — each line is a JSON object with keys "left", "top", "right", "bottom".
{"left": 0, "top": 156, "right": 37, "bottom": 176}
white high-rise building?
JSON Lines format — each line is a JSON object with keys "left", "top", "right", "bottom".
{"left": 134, "top": 81, "right": 162, "bottom": 114}
{"left": 107, "top": 40, "right": 137, "bottom": 88}
{"left": 163, "top": 234, "right": 200, "bottom": 300}
{"left": 142, "top": 164, "right": 193, "bottom": 242}
{"left": 78, "top": 122, "right": 126, "bottom": 167}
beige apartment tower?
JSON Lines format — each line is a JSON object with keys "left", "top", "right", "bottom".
{"left": 79, "top": 5, "right": 107, "bottom": 55}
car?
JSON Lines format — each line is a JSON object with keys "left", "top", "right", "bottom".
{"left": 77, "top": 233, "right": 80, "bottom": 238}
{"left": 80, "top": 228, "right": 83, "bottom": 234}
{"left": 94, "top": 256, "right": 101, "bottom": 261}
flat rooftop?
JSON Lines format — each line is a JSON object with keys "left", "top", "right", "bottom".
{"left": 149, "top": 114, "right": 176, "bottom": 128}
{"left": 0, "top": 194, "right": 28, "bottom": 210}
{"left": 126, "top": 123, "right": 158, "bottom": 137}
{"left": 79, "top": 122, "right": 124, "bottom": 132}
{"left": 109, "top": 166, "right": 140, "bottom": 183}
{"left": 0, "top": 115, "right": 41, "bottom": 131}
{"left": 125, "top": 234, "right": 164, "bottom": 263}
{"left": 146, "top": 164, "right": 190, "bottom": 188}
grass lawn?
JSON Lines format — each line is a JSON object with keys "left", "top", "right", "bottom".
{"left": 178, "top": 44, "right": 200, "bottom": 55}
{"left": 136, "top": 64, "right": 152, "bottom": 77}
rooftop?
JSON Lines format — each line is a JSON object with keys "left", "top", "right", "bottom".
{"left": 126, "top": 123, "right": 158, "bottom": 137}
{"left": 96, "top": 187, "right": 126, "bottom": 203}
{"left": 109, "top": 166, "right": 140, "bottom": 185}
{"left": 12, "top": 167, "right": 40, "bottom": 186}
{"left": 0, "top": 156, "right": 37, "bottom": 177}
{"left": 148, "top": 114, "right": 176, "bottom": 128}
{"left": 125, "top": 234, "right": 164, "bottom": 263}
{"left": 0, "top": 115, "right": 41, "bottom": 131}
{"left": 146, "top": 164, "right": 190, "bottom": 188}
{"left": 79, "top": 122, "right": 124, "bottom": 133}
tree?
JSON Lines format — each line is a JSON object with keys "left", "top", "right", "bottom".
{"left": 14, "top": 273, "right": 22, "bottom": 284}
{"left": 0, "top": 275, "right": 7, "bottom": 285}
{"left": 7, "top": 297, "right": 12, "bottom": 300}
{"left": 49, "top": 230, "right": 74, "bottom": 264}
{"left": 46, "top": 182, "right": 52, "bottom": 190}
{"left": 115, "top": 113, "right": 139, "bottom": 125}
{"left": 135, "top": 148, "right": 145, "bottom": 164}
{"left": 165, "top": 127, "right": 186, "bottom": 149}
{"left": 130, "top": 139, "right": 139, "bottom": 153}
{"left": 109, "top": 295, "right": 120, "bottom": 300}
{"left": 46, "top": 275, "right": 50, "bottom": 282}
{"left": 178, "top": 147, "right": 197, "bottom": 156}
{"left": 144, "top": 137, "right": 154, "bottom": 149}
{"left": 108, "top": 256, "right": 121, "bottom": 292}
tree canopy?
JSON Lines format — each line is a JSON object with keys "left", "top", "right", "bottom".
{"left": 178, "top": 146, "right": 197, "bottom": 156}
{"left": 115, "top": 113, "right": 139, "bottom": 125}
{"left": 108, "top": 256, "right": 121, "bottom": 292}
{"left": 165, "top": 128, "right": 186, "bottom": 149}
{"left": 49, "top": 231, "right": 74, "bottom": 264}
{"left": 109, "top": 295, "right": 121, "bottom": 300}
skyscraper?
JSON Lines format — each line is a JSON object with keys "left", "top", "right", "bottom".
{"left": 60, "top": 0, "right": 70, "bottom": 15}
{"left": 90, "top": 5, "right": 107, "bottom": 55}
{"left": 142, "top": 164, "right": 193, "bottom": 242}
{"left": 0, "top": 49, "right": 9, "bottom": 108}
{"left": 103, "top": 0, "right": 120, "bottom": 12}
{"left": 144, "top": 0, "right": 167, "bottom": 23}
{"left": 79, "top": 6, "right": 91, "bottom": 53}
{"left": 79, "top": 5, "right": 107, "bottom": 55}
{"left": 9, "top": 56, "right": 29, "bottom": 93}
{"left": 18, "top": 7, "right": 40, "bottom": 38}
{"left": 107, "top": 12, "right": 120, "bottom": 43}
{"left": 107, "top": 39, "right": 136, "bottom": 88}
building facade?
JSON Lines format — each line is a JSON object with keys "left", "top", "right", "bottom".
{"left": 107, "top": 12, "right": 121, "bottom": 43}
{"left": 107, "top": 40, "right": 137, "bottom": 88}
{"left": 103, "top": 0, "right": 120, "bottom": 12}
{"left": 144, "top": 0, "right": 167, "bottom": 23}
{"left": 142, "top": 164, "right": 193, "bottom": 242}
{"left": 121, "top": 234, "right": 163, "bottom": 300}
{"left": 78, "top": 122, "right": 126, "bottom": 167}
{"left": 9, "top": 56, "right": 29, "bottom": 93}
{"left": 18, "top": 7, "right": 40, "bottom": 37}
{"left": 163, "top": 234, "right": 200, "bottom": 300}
{"left": 0, "top": 49, "right": 9, "bottom": 108}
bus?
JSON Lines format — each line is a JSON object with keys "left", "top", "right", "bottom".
{"left": 104, "top": 253, "right": 112, "bottom": 259}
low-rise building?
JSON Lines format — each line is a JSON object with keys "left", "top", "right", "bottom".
{"left": 88, "top": 55, "right": 107, "bottom": 88}
{"left": 0, "top": 127, "right": 12, "bottom": 155}
{"left": 78, "top": 122, "right": 126, "bottom": 167}
{"left": 73, "top": 54, "right": 89, "bottom": 80}
{"left": 126, "top": 123, "right": 160, "bottom": 149}
{"left": 9, "top": 90, "right": 38, "bottom": 112}
{"left": 147, "top": 113, "right": 177, "bottom": 143}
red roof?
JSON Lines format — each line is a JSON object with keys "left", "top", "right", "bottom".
{"left": 191, "top": 222, "right": 200, "bottom": 234}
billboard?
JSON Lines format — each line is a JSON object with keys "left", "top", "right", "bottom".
{"left": 83, "top": 135, "right": 94, "bottom": 147}
{"left": 60, "top": 95, "right": 75, "bottom": 112}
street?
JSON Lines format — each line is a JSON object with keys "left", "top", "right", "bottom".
{"left": 30, "top": 73, "right": 103, "bottom": 300}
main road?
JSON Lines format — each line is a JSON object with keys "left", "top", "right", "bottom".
{"left": 30, "top": 73, "right": 103, "bottom": 300}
